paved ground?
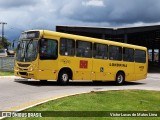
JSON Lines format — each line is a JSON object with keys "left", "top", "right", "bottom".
{"left": 0, "top": 73, "right": 159, "bottom": 111}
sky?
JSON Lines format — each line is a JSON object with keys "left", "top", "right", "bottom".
{"left": 1, "top": 0, "right": 160, "bottom": 42}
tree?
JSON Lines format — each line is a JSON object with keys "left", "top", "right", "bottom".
{"left": 0, "top": 37, "right": 11, "bottom": 49}
{"left": 0, "top": 42, "right": 2, "bottom": 48}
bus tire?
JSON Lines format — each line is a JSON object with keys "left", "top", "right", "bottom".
{"left": 58, "top": 70, "right": 69, "bottom": 85}
{"left": 115, "top": 72, "right": 125, "bottom": 85}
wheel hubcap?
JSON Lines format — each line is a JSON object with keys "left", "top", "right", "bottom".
{"left": 62, "top": 74, "right": 68, "bottom": 82}
{"left": 117, "top": 75, "right": 123, "bottom": 83}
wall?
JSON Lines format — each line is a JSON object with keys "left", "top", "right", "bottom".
{"left": 0, "top": 57, "right": 14, "bottom": 72}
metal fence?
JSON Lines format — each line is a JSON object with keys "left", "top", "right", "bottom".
{"left": 0, "top": 57, "right": 15, "bottom": 72}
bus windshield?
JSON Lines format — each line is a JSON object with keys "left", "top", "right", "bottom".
{"left": 16, "top": 39, "right": 38, "bottom": 62}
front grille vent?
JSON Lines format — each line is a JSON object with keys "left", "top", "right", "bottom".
{"left": 19, "top": 72, "right": 28, "bottom": 76}
{"left": 18, "top": 63, "right": 30, "bottom": 67}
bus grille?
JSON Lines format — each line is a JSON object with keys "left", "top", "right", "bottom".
{"left": 18, "top": 63, "right": 30, "bottom": 67}
{"left": 19, "top": 72, "right": 28, "bottom": 76}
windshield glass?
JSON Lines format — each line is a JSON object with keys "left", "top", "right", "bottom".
{"left": 16, "top": 40, "right": 38, "bottom": 62}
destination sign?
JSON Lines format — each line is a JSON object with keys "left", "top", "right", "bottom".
{"left": 20, "top": 31, "right": 40, "bottom": 39}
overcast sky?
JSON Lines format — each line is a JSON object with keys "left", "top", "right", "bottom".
{"left": 1, "top": 0, "right": 160, "bottom": 41}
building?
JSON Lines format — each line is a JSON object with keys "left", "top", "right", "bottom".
{"left": 56, "top": 25, "right": 160, "bottom": 71}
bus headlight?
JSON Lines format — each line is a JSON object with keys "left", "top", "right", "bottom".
{"left": 29, "top": 66, "right": 33, "bottom": 71}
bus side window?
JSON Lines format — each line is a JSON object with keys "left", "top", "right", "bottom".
{"left": 135, "top": 50, "right": 146, "bottom": 63}
{"left": 60, "top": 38, "right": 75, "bottom": 56}
{"left": 109, "top": 45, "right": 122, "bottom": 61}
{"left": 123, "top": 47, "right": 134, "bottom": 62}
{"left": 40, "top": 39, "right": 58, "bottom": 60}
{"left": 94, "top": 43, "right": 108, "bottom": 59}
{"left": 76, "top": 40, "right": 92, "bottom": 58}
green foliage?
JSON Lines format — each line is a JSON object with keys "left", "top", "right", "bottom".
{"left": 0, "top": 37, "right": 11, "bottom": 49}
{"left": 5, "top": 90, "right": 160, "bottom": 120}
{"left": 28, "top": 90, "right": 160, "bottom": 111}
{"left": 0, "top": 43, "right": 2, "bottom": 48}
{"left": 0, "top": 71, "right": 14, "bottom": 76}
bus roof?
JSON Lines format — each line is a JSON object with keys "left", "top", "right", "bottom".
{"left": 25, "top": 30, "right": 147, "bottom": 50}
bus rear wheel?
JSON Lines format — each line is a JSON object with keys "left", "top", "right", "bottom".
{"left": 58, "top": 70, "right": 69, "bottom": 85}
{"left": 116, "top": 72, "right": 125, "bottom": 85}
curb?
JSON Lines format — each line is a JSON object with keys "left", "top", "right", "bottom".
{"left": 0, "top": 76, "right": 16, "bottom": 79}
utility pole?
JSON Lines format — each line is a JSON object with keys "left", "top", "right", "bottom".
{"left": 0, "top": 22, "right": 7, "bottom": 48}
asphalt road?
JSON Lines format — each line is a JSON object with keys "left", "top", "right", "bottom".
{"left": 0, "top": 73, "right": 159, "bottom": 111}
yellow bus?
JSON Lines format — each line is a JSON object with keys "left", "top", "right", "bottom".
{"left": 14, "top": 30, "right": 148, "bottom": 85}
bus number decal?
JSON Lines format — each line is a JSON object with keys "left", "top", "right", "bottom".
{"left": 80, "top": 60, "right": 88, "bottom": 69}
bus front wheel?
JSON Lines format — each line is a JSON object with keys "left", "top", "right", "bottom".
{"left": 58, "top": 70, "right": 69, "bottom": 85}
{"left": 115, "top": 72, "right": 125, "bottom": 85}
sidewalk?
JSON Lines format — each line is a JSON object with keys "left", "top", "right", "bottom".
{"left": 0, "top": 76, "right": 17, "bottom": 79}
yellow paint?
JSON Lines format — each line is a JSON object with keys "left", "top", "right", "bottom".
{"left": 14, "top": 30, "right": 148, "bottom": 82}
